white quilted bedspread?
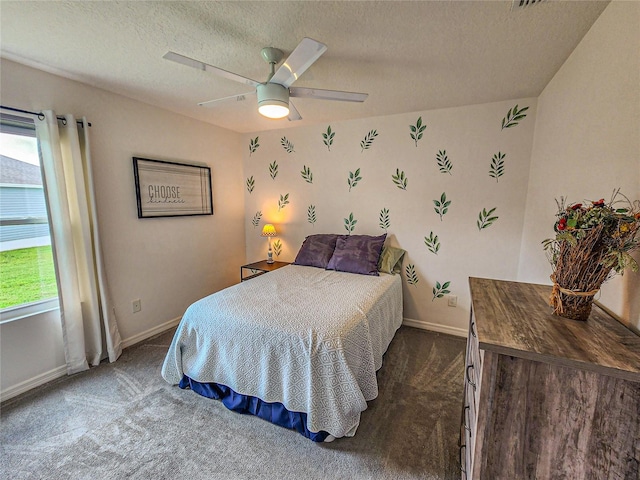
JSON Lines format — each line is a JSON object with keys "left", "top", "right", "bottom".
{"left": 161, "top": 264, "right": 403, "bottom": 438}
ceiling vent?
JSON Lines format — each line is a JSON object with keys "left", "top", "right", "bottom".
{"left": 513, "top": 0, "right": 547, "bottom": 8}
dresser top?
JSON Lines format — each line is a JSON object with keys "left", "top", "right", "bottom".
{"left": 469, "top": 277, "right": 640, "bottom": 382}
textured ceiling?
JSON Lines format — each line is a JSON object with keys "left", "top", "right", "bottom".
{"left": 0, "top": 1, "right": 609, "bottom": 133}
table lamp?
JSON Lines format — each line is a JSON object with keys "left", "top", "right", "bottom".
{"left": 261, "top": 224, "right": 277, "bottom": 264}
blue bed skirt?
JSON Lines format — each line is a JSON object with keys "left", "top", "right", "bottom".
{"left": 179, "top": 375, "right": 330, "bottom": 442}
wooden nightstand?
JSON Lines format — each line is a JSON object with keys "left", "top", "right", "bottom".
{"left": 240, "top": 260, "right": 291, "bottom": 281}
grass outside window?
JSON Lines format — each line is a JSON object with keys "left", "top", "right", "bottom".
{"left": 0, "top": 246, "right": 58, "bottom": 309}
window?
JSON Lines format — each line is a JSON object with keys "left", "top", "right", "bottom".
{"left": 0, "top": 114, "right": 59, "bottom": 320}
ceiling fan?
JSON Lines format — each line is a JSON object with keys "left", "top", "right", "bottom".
{"left": 163, "top": 38, "right": 368, "bottom": 121}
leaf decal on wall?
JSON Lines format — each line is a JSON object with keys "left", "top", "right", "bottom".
{"left": 252, "top": 211, "right": 262, "bottom": 228}
{"left": 433, "top": 192, "right": 451, "bottom": 221}
{"left": 322, "top": 125, "right": 335, "bottom": 151}
{"left": 477, "top": 207, "right": 499, "bottom": 231}
{"left": 348, "top": 168, "right": 362, "bottom": 191}
{"left": 307, "top": 205, "right": 317, "bottom": 226}
{"left": 489, "top": 151, "right": 506, "bottom": 182}
{"left": 424, "top": 231, "right": 440, "bottom": 255}
{"left": 405, "top": 264, "right": 419, "bottom": 286}
{"left": 501, "top": 105, "right": 529, "bottom": 130}
{"left": 301, "top": 165, "right": 313, "bottom": 184}
{"left": 269, "top": 160, "right": 278, "bottom": 180}
{"left": 344, "top": 212, "right": 357, "bottom": 234}
{"left": 281, "top": 136, "right": 295, "bottom": 153}
{"left": 272, "top": 239, "right": 282, "bottom": 257}
{"left": 436, "top": 150, "right": 452, "bottom": 175}
{"left": 249, "top": 136, "right": 260, "bottom": 156}
{"left": 409, "top": 116, "right": 427, "bottom": 147}
{"left": 379, "top": 208, "right": 390, "bottom": 231}
{"left": 360, "top": 129, "right": 378, "bottom": 152}
{"left": 246, "top": 176, "right": 255, "bottom": 194}
{"left": 392, "top": 168, "right": 408, "bottom": 190}
{"left": 432, "top": 281, "right": 451, "bottom": 301}
{"left": 278, "top": 193, "right": 290, "bottom": 211}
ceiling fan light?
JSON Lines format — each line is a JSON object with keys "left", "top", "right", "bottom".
{"left": 258, "top": 102, "right": 289, "bottom": 119}
{"left": 257, "top": 83, "right": 290, "bottom": 119}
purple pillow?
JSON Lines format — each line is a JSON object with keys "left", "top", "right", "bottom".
{"left": 293, "top": 234, "right": 340, "bottom": 269}
{"left": 326, "top": 234, "right": 387, "bottom": 276}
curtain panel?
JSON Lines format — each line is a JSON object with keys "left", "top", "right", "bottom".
{"left": 36, "top": 111, "right": 122, "bottom": 374}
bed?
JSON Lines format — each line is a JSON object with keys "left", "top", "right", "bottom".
{"left": 161, "top": 234, "right": 405, "bottom": 441}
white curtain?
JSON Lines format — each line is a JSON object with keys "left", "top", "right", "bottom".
{"left": 36, "top": 111, "right": 122, "bottom": 374}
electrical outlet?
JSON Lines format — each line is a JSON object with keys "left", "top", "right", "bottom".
{"left": 132, "top": 299, "right": 141, "bottom": 313}
{"left": 447, "top": 295, "right": 457, "bottom": 307}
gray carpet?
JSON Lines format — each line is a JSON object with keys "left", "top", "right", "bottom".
{"left": 1, "top": 326, "right": 465, "bottom": 480}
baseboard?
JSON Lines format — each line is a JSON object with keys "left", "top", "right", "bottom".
{"left": 1, "top": 365, "right": 67, "bottom": 403}
{"left": 402, "top": 317, "right": 467, "bottom": 337}
{"left": 121, "top": 316, "right": 182, "bottom": 349}
{"left": 2, "top": 317, "right": 182, "bottom": 403}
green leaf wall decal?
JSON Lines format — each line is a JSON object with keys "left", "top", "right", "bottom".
{"left": 424, "top": 231, "right": 440, "bottom": 254}
{"left": 344, "top": 212, "right": 357, "bottom": 234}
{"left": 322, "top": 125, "right": 335, "bottom": 151}
{"left": 269, "top": 160, "right": 278, "bottom": 180}
{"left": 246, "top": 176, "right": 255, "bottom": 194}
{"left": 405, "top": 264, "right": 419, "bottom": 286}
{"left": 272, "top": 239, "right": 282, "bottom": 257}
{"left": 477, "top": 207, "right": 499, "bottom": 231}
{"left": 392, "top": 168, "right": 408, "bottom": 190}
{"left": 251, "top": 211, "right": 262, "bottom": 228}
{"left": 301, "top": 165, "right": 313, "bottom": 184}
{"left": 409, "top": 116, "right": 427, "bottom": 147}
{"left": 249, "top": 136, "right": 259, "bottom": 156}
{"left": 489, "top": 151, "right": 506, "bottom": 182}
{"left": 433, "top": 192, "right": 451, "bottom": 221}
{"left": 436, "top": 150, "right": 453, "bottom": 175}
{"left": 501, "top": 105, "right": 529, "bottom": 130}
{"left": 280, "top": 136, "right": 295, "bottom": 153}
{"left": 348, "top": 168, "right": 362, "bottom": 191}
{"left": 379, "top": 208, "right": 390, "bottom": 231}
{"left": 307, "top": 205, "right": 317, "bottom": 226}
{"left": 432, "top": 281, "right": 451, "bottom": 301}
{"left": 360, "top": 129, "right": 378, "bottom": 152}
{"left": 278, "top": 193, "right": 289, "bottom": 211}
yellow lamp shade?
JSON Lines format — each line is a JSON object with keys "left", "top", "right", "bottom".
{"left": 261, "top": 224, "right": 277, "bottom": 237}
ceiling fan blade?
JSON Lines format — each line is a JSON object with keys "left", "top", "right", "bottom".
{"left": 287, "top": 101, "right": 302, "bottom": 121}
{"left": 270, "top": 38, "right": 327, "bottom": 88}
{"left": 163, "top": 51, "right": 260, "bottom": 88}
{"left": 289, "top": 87, "right": 368, "bottom": 103}
{"left": 197, "top": 91, "right": 255, "bottom": 108}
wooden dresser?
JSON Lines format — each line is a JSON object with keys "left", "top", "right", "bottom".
{"left": 461, "top": 277, "right": 640, "bottom": 479}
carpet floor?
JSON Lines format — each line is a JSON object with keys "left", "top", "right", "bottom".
{"left": 1, "top": 326, "right": 466, "bottom": 480}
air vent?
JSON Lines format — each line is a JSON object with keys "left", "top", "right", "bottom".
{"left": 513, "top": 0, "right": 547, "bottom": 8}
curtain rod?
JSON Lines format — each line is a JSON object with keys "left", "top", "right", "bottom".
{"left": 0, "top": 105, "right": 91, "bottom": 127}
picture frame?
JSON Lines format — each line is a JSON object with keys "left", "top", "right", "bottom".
{"left": 133, "top": 157, "right": 213, "bottom": 218}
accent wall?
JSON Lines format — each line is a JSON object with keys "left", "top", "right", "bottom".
{"left": 243, "top": 99, "right": 537, "bottom": 334}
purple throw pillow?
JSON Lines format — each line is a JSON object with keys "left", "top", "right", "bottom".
{"left": 293, "top": 234, "right": 340, "bottom": 269}
{"left": 326, "top": 234, "right": 387, "bottom": 276}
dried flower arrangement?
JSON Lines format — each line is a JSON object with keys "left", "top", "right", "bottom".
{"left": 542, "top": 190, "right": 640, "bottom": 321}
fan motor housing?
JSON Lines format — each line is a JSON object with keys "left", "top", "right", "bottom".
{"left": 257, "top": 83, "right": 289, "bottom": 108}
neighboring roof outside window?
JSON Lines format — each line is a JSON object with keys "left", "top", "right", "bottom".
{"left": 0, "top": 155, "right": 42, "bottom": 186}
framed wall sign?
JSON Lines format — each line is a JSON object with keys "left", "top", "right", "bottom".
{"left": 133, "top": 157, "right": 213, "bottom": 218}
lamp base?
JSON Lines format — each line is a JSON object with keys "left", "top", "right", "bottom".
{"left": 267, "top": 251, "right": 274, "bottom": 264}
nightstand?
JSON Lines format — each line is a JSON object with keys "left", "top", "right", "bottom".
{"left": 240, "top": 260, "right": 291, "bottom": 281}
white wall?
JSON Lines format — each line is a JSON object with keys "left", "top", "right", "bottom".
{"left": 1, "top": 59, "right": 246, "bottom": 398}
{"left": 242, "top": 99, "right": 536, "bottom": 334}
{"left": 517, "top": 0, "right": 640, "bottom": 331}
